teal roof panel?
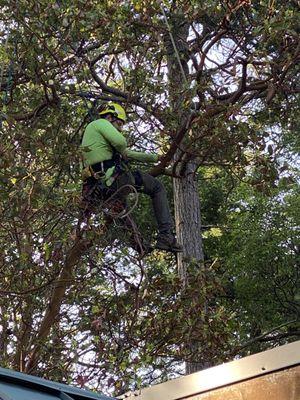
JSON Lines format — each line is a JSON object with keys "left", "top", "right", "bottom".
{"left": 0, "top": 367, "right": 115, "bottom": 400}
{"left": 0, "top": 381, "right": 60, "bottom": 400}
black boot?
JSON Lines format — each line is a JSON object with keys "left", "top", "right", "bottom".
{"left": 155, "top": 232, "right": 183, "bottom": 253}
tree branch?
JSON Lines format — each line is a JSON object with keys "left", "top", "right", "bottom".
{"left": 25, "top": 237, "right": 92, "bottom": 373}
{"left": 149, "top": 104, "right": 226, "bottom": 177}
{"left": 232, "top": 319, "right": 299, "bottom": 355}
{"left": 227, "top": 58, "right": 248, "bottom": 104}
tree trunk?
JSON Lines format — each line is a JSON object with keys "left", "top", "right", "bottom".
{"left": 173, "top": 161, "right": 204, "bottom": 285}
{"left": 163, "top": 8, "right": 207, "bottom": 374}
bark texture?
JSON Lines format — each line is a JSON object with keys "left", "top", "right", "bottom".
{"left": 164, "top": 9, "right": 206, "bottom": 374}
{"left": 173, "top": 161, "right": 204, "bottom": 285}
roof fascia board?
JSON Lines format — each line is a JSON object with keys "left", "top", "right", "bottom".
{"left": 121, "top": 340, "right": 300, "bottom": 400}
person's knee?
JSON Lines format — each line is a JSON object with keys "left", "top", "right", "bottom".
{"left": 144, "top": 176, "right": 165, "bottom": 196}
{"left": 116, "top": 172, "right": 135, "bottom": 188}
{"left": 152, "top": 177, "right": 164, "bottom": 193}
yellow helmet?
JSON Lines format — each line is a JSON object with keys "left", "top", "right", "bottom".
{"left": 99, "top": 102, "right": 127, "bottom": 122}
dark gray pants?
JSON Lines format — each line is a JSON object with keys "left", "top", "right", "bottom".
{"left": 110, "top": 171, "right": 173, "bottom": 234}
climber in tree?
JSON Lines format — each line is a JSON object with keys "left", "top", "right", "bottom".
{"left": 81, "top": 102, "right": 182, "bottom": 253}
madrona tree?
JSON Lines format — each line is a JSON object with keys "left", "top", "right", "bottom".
{"left": 0, "top": 0, "right": 299, "bottom": 393}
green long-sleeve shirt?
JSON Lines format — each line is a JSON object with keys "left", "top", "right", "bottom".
{"left": 81, "top": 119, "right": 158, "bottom": 166}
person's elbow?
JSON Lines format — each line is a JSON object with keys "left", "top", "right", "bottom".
{"left": 113, "top": 137, "right": 127, "bottom": 153}
{"left": 121, "top": 148, "right": 131, "bottom": 159}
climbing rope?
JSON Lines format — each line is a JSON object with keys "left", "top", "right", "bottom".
{"left": 160, "top": 3, "right": 188, "bottom": 85}
{"left": 76, "top": 183, "right": 146, "bottom": 257}
{"left": 102, "top": 184, "right": 139, "bottom": 219}
{"left": 0, "top": 35, "right": 9, "bottom": 92}
{"left": 80, "top": 183, "right": 139, "bottom": 219}
{"left": 0, "top": 34, "right": 14, "bottom": 128}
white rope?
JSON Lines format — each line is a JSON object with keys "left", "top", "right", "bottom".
{"left": 101, "top": 184, "right": 139, "bottom": 219}
{"left": 0, "top": 34, "right": 10, "bottom": 97}
{"left": 160, "top": 4, "right": 188, "bottom": 85}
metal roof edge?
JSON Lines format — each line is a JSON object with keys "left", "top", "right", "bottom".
{"left": 0, "top": 367, "right": 114, "bottom": 400}
{"left": 120, "top": 340, "right": 300, "bottom": 400}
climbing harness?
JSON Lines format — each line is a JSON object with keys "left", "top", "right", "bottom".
{"left": 82, "top": 151, "right": 129, "bottom": 186}
{"left": 77, "top": 181, "right": 147, "bottom": 257}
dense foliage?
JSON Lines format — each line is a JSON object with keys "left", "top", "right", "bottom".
{"left": 0, "top": 0, "right": 299, "bottom": 396}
